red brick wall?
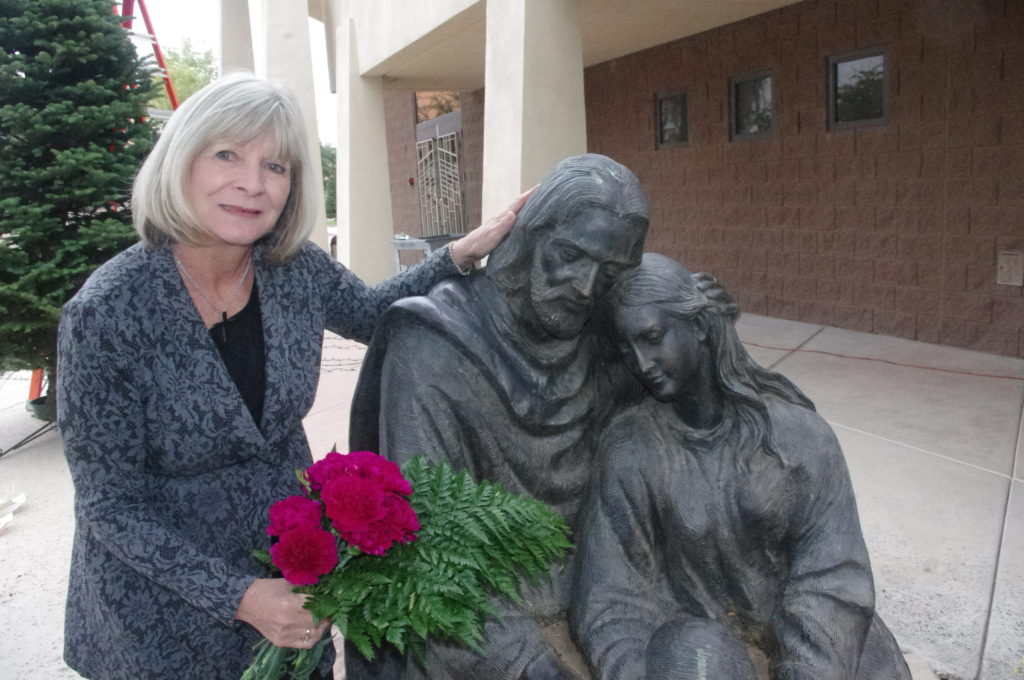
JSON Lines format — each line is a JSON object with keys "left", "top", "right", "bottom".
{"left": 584, "top": 0, "right": 1024, "bottom": 358}
{"left": 384, "top": 91, "right": 421, "bottom": 237}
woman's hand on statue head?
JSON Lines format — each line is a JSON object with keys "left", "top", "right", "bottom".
{"left": 449, "top": 185, "right": 536, "bottom": 268}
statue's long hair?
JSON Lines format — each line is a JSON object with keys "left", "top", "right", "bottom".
{"left": 486, "top": 154, "right": 650, "bottom": 291}
{"left": 611, "top": 253, "right": 814, "bottom": 464}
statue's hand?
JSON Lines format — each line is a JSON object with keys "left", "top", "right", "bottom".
{"left": 522, "top": 650, "right": 580, "bottom": 680}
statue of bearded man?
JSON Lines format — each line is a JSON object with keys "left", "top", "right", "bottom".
{"left": 347, "top": 153, "right": 650, "bottom": 680}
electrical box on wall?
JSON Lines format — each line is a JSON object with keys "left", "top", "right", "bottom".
{"left": 996, "top": 251, "right": 1024, "bottom": 286}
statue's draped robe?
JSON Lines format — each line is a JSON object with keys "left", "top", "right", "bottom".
{"left": 349, "top": 273, "right": 630, "bottom": 679}
{"left": 571, "top": 396, "right": 911, "bottom": 680}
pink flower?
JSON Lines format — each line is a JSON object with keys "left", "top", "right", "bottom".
{"left": 306, "top": 451, "right": 412, "bottom": 496}
{"left": 305, "top": 451, "right": 349, "bottom": 492}
{"left": 321, "top": 475, "right": 390, "bottom": 534}
{"left": 266, "top": 496, "right": 323, "bottom": 536}
{"left": 299, "top": 450, "right": 419, "bottom": 555}
{"left": 270, "top": 526, "right": 338, "bottom": 585}
{"left": 351, "top": 493, "right": 419, "bottom": 556}
{"left": 320, "top": 476, "right": 420, "bottom": 555}
{"left": 341, "top": 451, "right": 414, "bottom": 496}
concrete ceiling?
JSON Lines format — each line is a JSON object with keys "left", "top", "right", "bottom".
{"left": 348, "top": 0, "right": 802, "bottom": 91}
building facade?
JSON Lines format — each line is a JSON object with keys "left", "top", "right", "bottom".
{"left": 227, "top": 0, "right": 1024, "bottom": 358}
{"left": 392, "top": 0, "right": 1024, "bottom": 359}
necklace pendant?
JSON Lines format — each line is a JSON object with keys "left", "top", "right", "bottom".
{"left": 173, "top": 252, "right": 253, "bottom": 341}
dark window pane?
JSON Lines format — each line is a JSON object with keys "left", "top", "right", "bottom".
{"left": 659, "top": 93, "right": 687, "bottom": 145}
{"left": 835, "top": 54, "right": 884, "bottom": 123}
{"left": 735, "top": 76, "right": 772, "bottom": 135}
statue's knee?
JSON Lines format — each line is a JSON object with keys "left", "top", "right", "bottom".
{"left": 646, "top": 619, "right": 758, "bottom": 680}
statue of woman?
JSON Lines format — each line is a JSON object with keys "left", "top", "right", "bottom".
{"left": 570, "top": 253, "right": 910, "bottom": 680}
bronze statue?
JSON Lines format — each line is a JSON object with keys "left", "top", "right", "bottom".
{"left": 347, "top": 152, "right": 910, "bottom": 678}
{"left": 347, "top": 154, "right": 650, "bottom": 679}
{"left": 571, "top": 253, "right": 911, "bottom": 680}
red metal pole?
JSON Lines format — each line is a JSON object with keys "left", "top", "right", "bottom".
{"left": 119, "top": 0, "right": 135, "bottom": 29}
{"left": 28, "top": 369, "right": 43, "bottom": 401}
{"left": 134, "top": 0, "right": 179, "bottom": 109}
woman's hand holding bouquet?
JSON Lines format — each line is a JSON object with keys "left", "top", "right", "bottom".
{"left": 242, "top": 450, "right": 571, "bottom": 680}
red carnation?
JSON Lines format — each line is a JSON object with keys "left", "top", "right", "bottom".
{"left": 348, "top": 491, "right": 419, "bottom": 557}
{"left": 340, "top": 492, "right": 420, "bottom": 556}
{"left": 341, "top": 451, "right": 413, "bottom": 496}
{"left": 266, "top": 495, "right": 323, "bottom": 536}
{"left": 305, "top": 451, "right": 348, "bottom": 492}
{"left": 270, "top": 526, "right": 338, "bottom": 586}
{"left": 307, "top": 450, "right": 412, "bottom": 496}
{"left": 321, "top": 475, "right": 389, "bottom": 535}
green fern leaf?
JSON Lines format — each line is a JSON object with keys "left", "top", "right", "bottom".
{"left": 297, "top": 455, "right": 571, "bottom": 664}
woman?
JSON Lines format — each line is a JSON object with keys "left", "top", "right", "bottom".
{"left": 570, "top": 253, "right": 910, "bottom": 680}
{"left": 57, "top": 73, "right": 527, "bottom": 679}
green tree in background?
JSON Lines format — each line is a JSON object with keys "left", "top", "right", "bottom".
{"left": 0, "top": 0, "right": 157, "bottom": 397}
{"left": 148, "top": 39, "right": 217, "bottom": 111}
{"left": 321, "top": 142, "right": 336, "bottom": 220}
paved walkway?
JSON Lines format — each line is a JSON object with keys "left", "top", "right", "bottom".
{"left": 1, "top": 315, "right": 1021, "bottom": 679}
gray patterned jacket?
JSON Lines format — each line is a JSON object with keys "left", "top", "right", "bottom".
{"left": 57, "top": 241, "right": 459, "bottom": 679}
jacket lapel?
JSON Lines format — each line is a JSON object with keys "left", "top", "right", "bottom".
{"left": 253, "top": 248, "right": 320, "bottom": 452}
{"left": 150, "top": 246, "right": 269, "bottom": 455}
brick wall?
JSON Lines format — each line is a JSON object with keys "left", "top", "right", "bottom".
{"left": 384, "top": 91, "right": 421, "bottom": 237}
{"left": 384, "top": 91, "right": 430, "bottom": 270}
{"left": 584, "top": 0, "right": 1024, "bottom": 358}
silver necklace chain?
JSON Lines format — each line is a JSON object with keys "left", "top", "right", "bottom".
{"left": 174, "top": 253, "right": 253, "bottom": 323}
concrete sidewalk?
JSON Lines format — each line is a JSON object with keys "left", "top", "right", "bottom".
{"left": 1, "top": 316, "right": 1021, "bottom": 679}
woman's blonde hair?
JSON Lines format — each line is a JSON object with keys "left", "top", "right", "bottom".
{"left": 132, "top": 72, "right": 317, "bottom": 263}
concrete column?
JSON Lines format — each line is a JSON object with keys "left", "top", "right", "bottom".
{"left": 260, "top": 0, "right": 328, "bottom": 251}
{"left": 218, "top": 0, "right": 254, "bottom": 74}
{"left": 482, "top": 0, "right": 586, "bottom": 218}
{"left": 334, "top": 2, "right": 395, "bottom": 284}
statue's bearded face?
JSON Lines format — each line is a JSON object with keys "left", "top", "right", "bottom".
{"left": 528, "top": 208, "right": 642, "bottom": 340}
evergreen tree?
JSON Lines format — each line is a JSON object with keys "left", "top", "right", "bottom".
{"left": 320, "top": 142, "right": 336, "bottom": 220}
{"left": 0, "top": 0, "right": 156, "bottom": 394}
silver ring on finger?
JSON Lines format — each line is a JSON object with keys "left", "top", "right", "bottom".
{"left": 302, "top": 628, "right": 311, "bottom": 644}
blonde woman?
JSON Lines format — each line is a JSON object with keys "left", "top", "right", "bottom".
{"left": 57, "top": 73, "right": 526, "bottom": 679}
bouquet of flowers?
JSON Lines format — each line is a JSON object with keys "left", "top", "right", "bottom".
{"left": 241, "top": 449, "right": 572, "bottom": 680}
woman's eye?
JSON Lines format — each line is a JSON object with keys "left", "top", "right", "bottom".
{"left": 266, "top": 162, "right": 287, "bottom": 175}
{"left": 643, "top": 331, "right": 663, "bottom": 345}
{"left": 214, "top": 149, "right": 233, "bottom": 160}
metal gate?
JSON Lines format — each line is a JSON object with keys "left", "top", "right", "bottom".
{"left": 415, "top": 130, "right": 466, "bottom": 237}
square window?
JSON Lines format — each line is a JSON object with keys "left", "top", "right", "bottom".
{"left": 731, "top": 73, "right": 773, "bottom": 139}
{"left": 656, "top": 91, "right": 688, "bottom": 148}
{"left": 829, "top": 50, "right": 886, "bottom": 129}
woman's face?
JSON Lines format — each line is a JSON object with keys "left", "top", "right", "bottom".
{"left": 613, "top": 303, "right": 704, "bottom": 402}
{"left": 186, "top": 136, "right": 292, "bottom": 248}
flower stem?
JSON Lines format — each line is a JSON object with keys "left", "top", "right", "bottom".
{"left": 240, "top": 634, "right": 331, "bottom": 680}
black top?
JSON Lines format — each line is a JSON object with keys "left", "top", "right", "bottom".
{"left": 211, "top": 282, "right": 266, "bottom": 427}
